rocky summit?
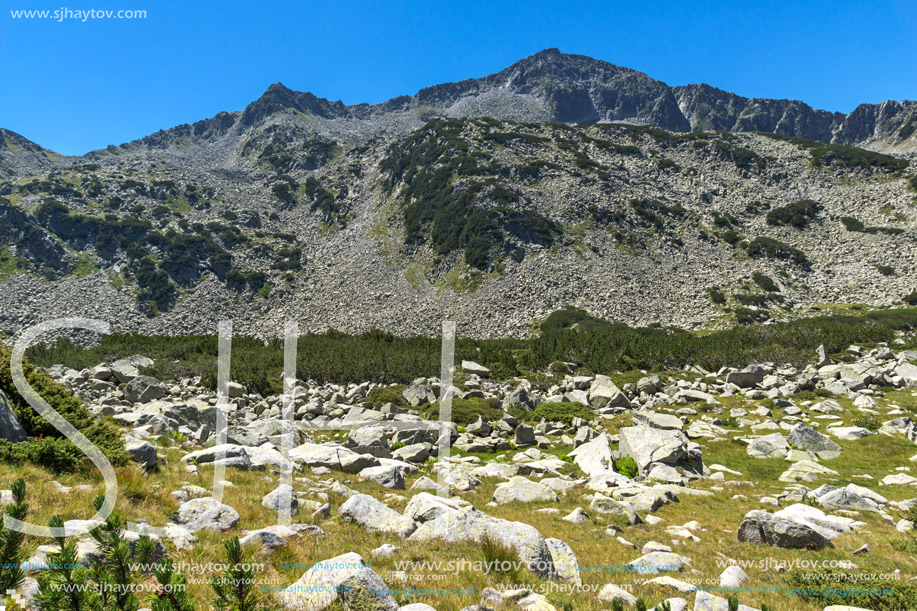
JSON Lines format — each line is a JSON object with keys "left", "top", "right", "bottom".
{"left": 1, "top": 49, "right": 916, "bottom": 338}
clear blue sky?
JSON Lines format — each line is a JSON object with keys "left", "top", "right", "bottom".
{"left": 2, "top": 0, "right": 915, "bottom": 156}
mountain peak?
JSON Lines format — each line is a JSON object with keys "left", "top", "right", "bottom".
{"left": 241, "top": 82, "right": 346, "bottom": 126}
{"left": 530, "top": 47, "right": 563, "bottom": 58}
{"left": 263, "top": 82, "right": 293, "bottom": 96}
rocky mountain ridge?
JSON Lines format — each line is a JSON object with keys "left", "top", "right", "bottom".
{"left": 82, "top": 49, "right": 917, "bottom": 157}
{"left": 4, "top": 48, "right": 916, "bottom": 173}
{"left": 1, "top": 49, "right": 916, "bottom": 339}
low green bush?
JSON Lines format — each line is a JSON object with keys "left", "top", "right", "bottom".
{"left": 853, "top": 414, "right": 882, "bottom": 432}
{"left": 0, "top": 478, "right": 27, "bottom": 593}
{"left": 745, "top": 236, "right": 809, "bottom": 265}
{"left": 841, "top": 216, "right": 904, "bottom": 236}
{"left": 420, "top": 398, "right": 502, "bottom": 426}
{"left": 841, "top": 216, "right": 866, "bottom": 232}
{"left": 752, "top": 272, "right": 778, "bottom": 292}
{"left": 365, "top": 385, "right": 409, "bottom": 408}
{"left": 36, "top": 496, "right": 163, "bottom": 611}
{"left": 707, "top": 287, "right": 727, "bottom": 305}
{"left": 907, "top": 504, "right": 917, "bottom": 524}
{"left": 24, "top": 309, "right": 917, "bottom": 402}
{"left": 529, "top": 402, "right": 594, "bottom": 425}
{"left": 713, "top": 141, "right": 766, "bottom": 170}
{"left": 766, "top": 199, "right": 820, "bottom": 229}
{"left": 720, "top": 229, "right": 744, "bottom": 245}
{"left": 735, "top": 293, "right": 769, "bottom": 307}
{"left": 876, "top": 264, "right": 896, "bottom": 277}
{"left": 809, "top": 143, "right": 908, "bottom": 173}
{"left": 734, "top": 307, "right": 766, "bottom": 325}
{"left": 614, "top": 456, "right": 639, "bottom": 478}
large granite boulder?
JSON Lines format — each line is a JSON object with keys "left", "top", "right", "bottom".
{"left": 403, "top": 492, "right": 466, "bottom": 523}
{"left": 262, "top": 484, "right": 299, "bottom": 517}
{"left": 0, "top": 390, "right": 27, "bottom": 443}
{"left": 746, "top": 433, "right": 789, "bottom": 459}
{"left": 787, "top": 424, "right": 842, "bottom": 459}
{"left": 276, "top": 552, "right": 397, "bottom": 611}
{"left": 174, "top": 498, "right": 240, "bottom": 532}
{"left": 123, "top": 435, "right": 158, "bottom": 468}
{"left": 338, "top": 493, "right": 417, "bottom": 538}
{"left": 737, "top": 509, "right": 833, "bottom": 549}
{"left": 618, "top": 426, "right": 688, "bottom": 474}
{"left": 124, "top": 375, "right": 167, "bottom": 403}
{"left": 493, "top": 477, "right": 558, "bottom": 504}
{"left": 182, "top": 444, "right": 252, "bottom": 470}
{"left": 588, "top": 375, "right": 631, "bottom": 409}
{"left": 408, "top": 506, "right": 573, "bottom": 581}
{"left": 567, "top": 433, "right": 613, "bottom": 477}
{"left": 402, "top": 385, "right": 436, "bottom": 407}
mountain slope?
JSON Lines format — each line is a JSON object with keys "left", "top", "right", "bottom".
{"left": 1, "top": 49, "right": 916, "bottom": 339}
{"left": 0, "top": 128, "right": 69, "bottom": 179}
{"left": 1, "top": 116, "right": 915, "bottom": 339}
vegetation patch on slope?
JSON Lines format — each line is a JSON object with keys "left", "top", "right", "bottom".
{"left": 0, "top": 341, "right": 129, "bottom": 472}
{"left": 25, "top": 307, "right": 917, "bottom": 395}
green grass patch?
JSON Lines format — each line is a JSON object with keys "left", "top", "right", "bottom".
{"left": 72, "top": 253, "right": 97, "bottom": 278}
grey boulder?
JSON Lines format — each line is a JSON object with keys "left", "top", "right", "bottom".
{"left": 403, "top": 492, "right": 466, "bottom": 523}
{"left": 737, "top": 509, "right": 833, "bottom": 549}
{"left": 588, "top": 375, "right": 631, "bottom": 409}
{"left": 408, "top": 506, "right": 569, "bottom": 581}
{"left": 746, "top": 433, "right": 789, "bottom": 459}
{"left": 124, "top": 375, "right": 167, "bottom": 403}
{"left": 123, "top": 435, "right": 158, "bottom": 468}
{"left": 787, "top": 424, "right": 842, "bottom": 459}
{"left": 182, "top": 444, "right": 252, "bottom": 470}
{"left": 174, "top": 498, "right": 240, "bottom": 532}
{"left": 262, "top": 484, "right": 299, "bottom": 517}
{"left": 492, "top": 477, "right": 558, "bottom": 504}
{"left": 618, "top": 426, "right": 687, "bottom": 474}
{"left": 358, "top": 464, "right": 406, "bottom": 489}
{"left": 402, "top": 385, "right": 436, "bottom": 406}
{"left": 276, "top": 551, "right": 397, "bottom": 611}
{"left": 338, "top": 493, "right": 417, "bottom": 537}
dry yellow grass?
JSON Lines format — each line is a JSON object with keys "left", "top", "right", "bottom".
{"left": 1, "top": 389, "right": 916, "bottom": 610}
